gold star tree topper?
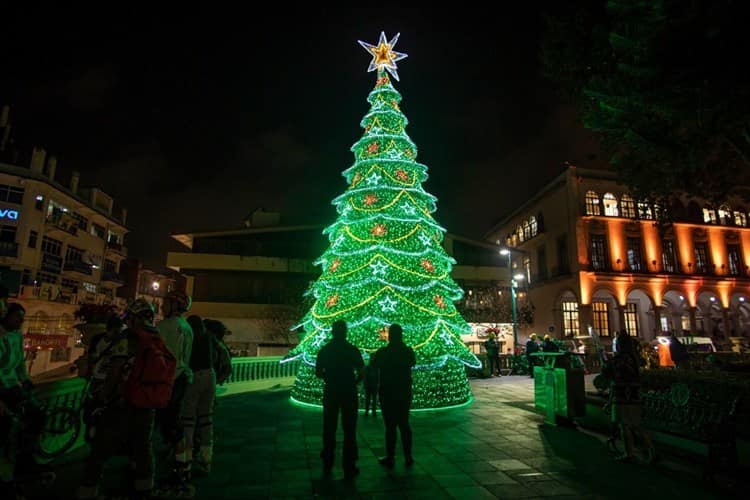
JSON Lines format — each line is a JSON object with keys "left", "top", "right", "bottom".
{"left": 358, "top": 32, "right": 408, "bottom": 81}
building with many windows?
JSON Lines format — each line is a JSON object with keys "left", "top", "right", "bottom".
{"left": 168, "top": 210, "right": 508, "bottom": 356}
{"left": 0, "top": 147, "right": 128, "bottom": 376}
{"left": 485, "top": 165, "right": 750, "bottom": 348}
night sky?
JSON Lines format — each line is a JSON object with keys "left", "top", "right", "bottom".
{"left": 1, "top": 7, "right": 602, "bottom": 268}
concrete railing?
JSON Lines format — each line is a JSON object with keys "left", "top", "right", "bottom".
{"left": 35, "top": 356, "right": 299, "bottom": 411}
{"left": 227, "top": 356, "right": 299, "bottom": 384}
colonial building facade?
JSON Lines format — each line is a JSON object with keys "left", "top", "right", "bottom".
{"left": 485, "top": 166, "right": 750, "bottom": 348}
{"left": 0, "top": 148, "right": 128, "bottom": 376}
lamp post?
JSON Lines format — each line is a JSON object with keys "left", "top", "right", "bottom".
{"left": 500, "top": 248, "right": 525, "bottom": 350}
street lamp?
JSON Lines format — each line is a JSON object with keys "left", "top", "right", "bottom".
{"left": 499, "top": 246, "right": 526, "bottom": 350}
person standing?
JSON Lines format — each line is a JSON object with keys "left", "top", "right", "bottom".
{"left": 373, "top": 324, "right": 416, "bottom": 468}
{"left": 315, "top": 320, "right": 364, "bottom": 479}
{"left": 155, "top": 290, "right": 194, "bottom": 495}
{"left": 182, "top": 316, "right": 216, "bottom": 476}
{"left": 542, "top": 335, "right": 559, "bottom": 353}
{"left": 525, "top": 333, "right": 540, "bottom": 378}
{"left": 364, "top": 355, "right": 379, "bottom": 416}
{"left": 483, "top": 332, "right": 501, "bottom": 376}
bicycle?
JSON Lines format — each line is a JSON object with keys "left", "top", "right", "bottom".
{"left": 35, "top": 380, "right": 90, "bottom": 459}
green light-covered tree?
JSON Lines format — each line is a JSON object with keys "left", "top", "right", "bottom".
{"left": 283, "top": 33, "right": 480, "bottom": 409}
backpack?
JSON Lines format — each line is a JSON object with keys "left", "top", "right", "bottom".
{"left": 212, "top": 337, "right": 232, "bottom": 385}
{"left": 124, "top": 327, "right": 176, "bottom": 408}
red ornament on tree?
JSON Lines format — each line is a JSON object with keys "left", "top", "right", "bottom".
{"left": 329, "top": 258, "right": 341, "bottom": 272}
{"left": 366, "top": 142, "right": 380, "bottom": 154}
{"left": 376, "top": 75, "right": 389, "bottom": 87}
{"left": 433, "top": 295, "right": 447, "bottom": 309}
{"left": 420, "top": 259, "right": 435, "bottom": 273}
{"left": 395, "top": 169, "right": 409, "bottom": 182}
{"left": 370, "top": 223, "right": 387, "bottom": 237}
{"left": 363, "top": 193, "right": 379, "bottom": 206}
{"left": 326, "top": 294, "right": 340, "bottom": 308}
{"left": 365, "top": 123, "right": 372, "bottom": 133}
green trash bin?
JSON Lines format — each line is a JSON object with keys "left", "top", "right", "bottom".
{"left": 532, "top": 352, "right": 586, "bottom": 425}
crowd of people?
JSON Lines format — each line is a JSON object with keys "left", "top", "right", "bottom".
{"left": 0, "top": 287, "right": 233, "bottom": 499}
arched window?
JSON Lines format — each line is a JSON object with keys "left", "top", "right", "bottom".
{"left": 529, "top": 216, "right": 538, "bottom": 237}
{"left": 620, "top": 194, "right": 636, "bottom": 218}
{"left": 734, "top": 211, "right": 748, "bottom": 227}
{"left": 702, "top": 206, "right": 717, "bottom": 224}
{"left": 585, "top": 191, "right": 600, "bottom": 215}
{"left": 718, "top": 204, "right": 732, "bottom": 225}
{"left": 603, "top": 193, "right": 619, "bottom": 216}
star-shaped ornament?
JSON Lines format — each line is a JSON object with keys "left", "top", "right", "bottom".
{"left": 419, "top": 232, "right": 433, "bottom": 247}
{"left": 440, "top": 331, "right": 453, "bottom": 344}
{"left": 370, "top": 260, "right": 388, "bottom": 276}
{"left": 363, "top": 193, "right": 379, "bottom": 206}
{"left": 378, "top": 296, "right": 398, "bottom": 312}
{"left": 366, "top": 172, "right": 382, "bottom": 186}
{"left": 370, "top": 223, "right": 387, "bottom": 237}
{"left": 433, "top": 294, "right": 447, "bottom": 309}
{"left": 358, "top": 32, "right": 408, "bottom": 81}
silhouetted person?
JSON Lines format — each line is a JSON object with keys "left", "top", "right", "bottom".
{"left": 483, "top": 333, "right": 500, "bottom": 376}
{"left": 373, "top": 324, "right": 416, "bottom": 468}
{"left": 542, "top": 335, "right": 559, "bottom": 353}
{"left": 364, "top": 355, "right": 379, "bottom": 416}
{"left": 526, "top": 333, "right": 539, "bottom": 378}
{"left": 668, "top": 333, "right": 689, "bottom": 368}
{"left": 315, "top": 320, "right": 364, "bottom": 479}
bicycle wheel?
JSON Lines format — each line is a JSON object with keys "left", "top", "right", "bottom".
{"left": 36, "top": 407, "right": 81, "bottom": 459}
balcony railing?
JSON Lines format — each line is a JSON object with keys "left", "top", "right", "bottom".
{"left": 45, "top": 214, "right": 78, "bottom": 236}
{"left": 0, "top": 241, "right": 18, "bottom": 257}
{"left": 63, "top": 260, "right": 93, "bottom": 275}
{"left": 102, "top": 271, "right": 125, "bottom": 285}
{"left": 106, "top": 240, "right": 127, "bottom": 257}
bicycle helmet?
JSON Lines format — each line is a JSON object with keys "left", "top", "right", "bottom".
{"left": 165, "top": 290, "right": 192, "bottom": 313}
{"left": 124, "top": 298, "right": 155, "bottom": 320}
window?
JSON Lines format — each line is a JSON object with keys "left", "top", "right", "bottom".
{"left": 46, "top": 199, "right": 69, "bottom": 218}
{"left": 35, "top": 195, "right": 44, "bottom": 211}
{"left": 104, "top": 259, "right": 117, "bottom": 273}
{"left": 557, "top": 235, "right": 569, "bottom": 274}
{"left": 28, "top": 230, "right": 38, "bottom": 249}
{"left": 694, "top": 242, "right": 709, "bottom": 274}
{"left": 0, "top": 225, "right": 16, "bottom": 243}
{"left": 585, "top": 191, "right": 600, "bottom": 215}
{"left": 627, "top": 238, "right": 643, "bottom": 272}
{"left": 107, "top": 230, "right": 120, "bottom": 245}
{"left": 590, "top": 234, "right": 609, "bottom": 271}
{"left": 61, "top": 278, "right": 79, "bottom": 289}
{"left": 82, "top": 282, "right": 97, "bottom": 293}
{"left": 51, "top": 347, "right": 71, "bottom": 363}
{"left": 35, "top": 271, "right": 59, "bottom": 285}
{"left": 603, "top": 193, "right": 618, "bottom": 216}
{"left": 703, "top": 207, "right": 717, "bottom": 224}
{"left": 0, "top": 184, "right": 25, "bottom": 204}
{"left": 523, "top": 256, "right": 531, "bottom": 284}
{"left": 661, "top": 240, "right": 677, "bottom": 273}
{"left": 522, "top": 220, "right": 531, "bottom": 240}
{"left": 734, "top": 211, "right": 747, "bottom": 227}
{"left": 91, "top": 223, "right": 105, "bottom": 239}
{"left": 71, "top": 213, "right": 88, "bottom": 231}
{"left": 624, "top": 303, "right": 639, "bottom": 336}
{"left": 727, "top": 245, "right": 742, "bottom": 276}
{"left": 562, "top": 301, "right": 579, "bottom": 337}
{"left": 529, "top": 216, "right": 538, "bottom": 237}
{"left": 65, "top": 245, "right": 85, "bottom": 264}
{"left": 592, "top": 302, "right": 611, "bottom": 337}
{"left": 637, "top": 201, "right": 653, "bottom": 220}
{"left": 41, "top": 236, "right": 62, "bottom": 256}
{"left": 537, "top": 246, "right": 548, "bottom": 280}
{"left": 718, "top": 205, "right": 731, "bottom": 225}
{"left": 620, "top": 194, "right": 636, "bottom": 218}
{"left": 516, "top": 225, "right": 524, "bottom": 243}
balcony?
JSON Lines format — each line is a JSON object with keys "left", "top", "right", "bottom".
{"left": 106, "top": 240, "right": 128, "bottom": 257}
{"left": 45, "top": 213, "right": 78, "bottom": 237}
{"left": 102, "top": 271, "right": 125, "bottom": 286}
{"left": 63, "top": 260, "right": 93, "bottom": 276}
{"left": 0, "top": 241, "right": 18, "bottom": 257}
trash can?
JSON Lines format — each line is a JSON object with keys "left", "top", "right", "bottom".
{"left": 532, "top": 352, "right": 586, "bottom": 425}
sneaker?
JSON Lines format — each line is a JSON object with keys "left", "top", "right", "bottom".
{"left": 378, "top": 456, "right": 395, "bottom": 468}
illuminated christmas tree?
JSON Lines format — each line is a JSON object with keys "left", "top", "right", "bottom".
{"left": 283, "top": 32, "right": 480, "bottom": 409}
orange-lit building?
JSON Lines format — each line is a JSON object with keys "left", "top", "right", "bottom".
{"left": 485, "top": 166, "right": 750, "bottom": 348}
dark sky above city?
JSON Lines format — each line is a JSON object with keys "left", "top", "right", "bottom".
{"left": 1, "top": 7, "right": 603, "bottom": 268}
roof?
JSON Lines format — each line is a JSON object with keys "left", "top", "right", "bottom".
{"left": 0, "top": 161, "right": 127, "bottom": 230}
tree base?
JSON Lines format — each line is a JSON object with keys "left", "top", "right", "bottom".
{"left": 290, "top": 359, "right": 473, "bottom": 409}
